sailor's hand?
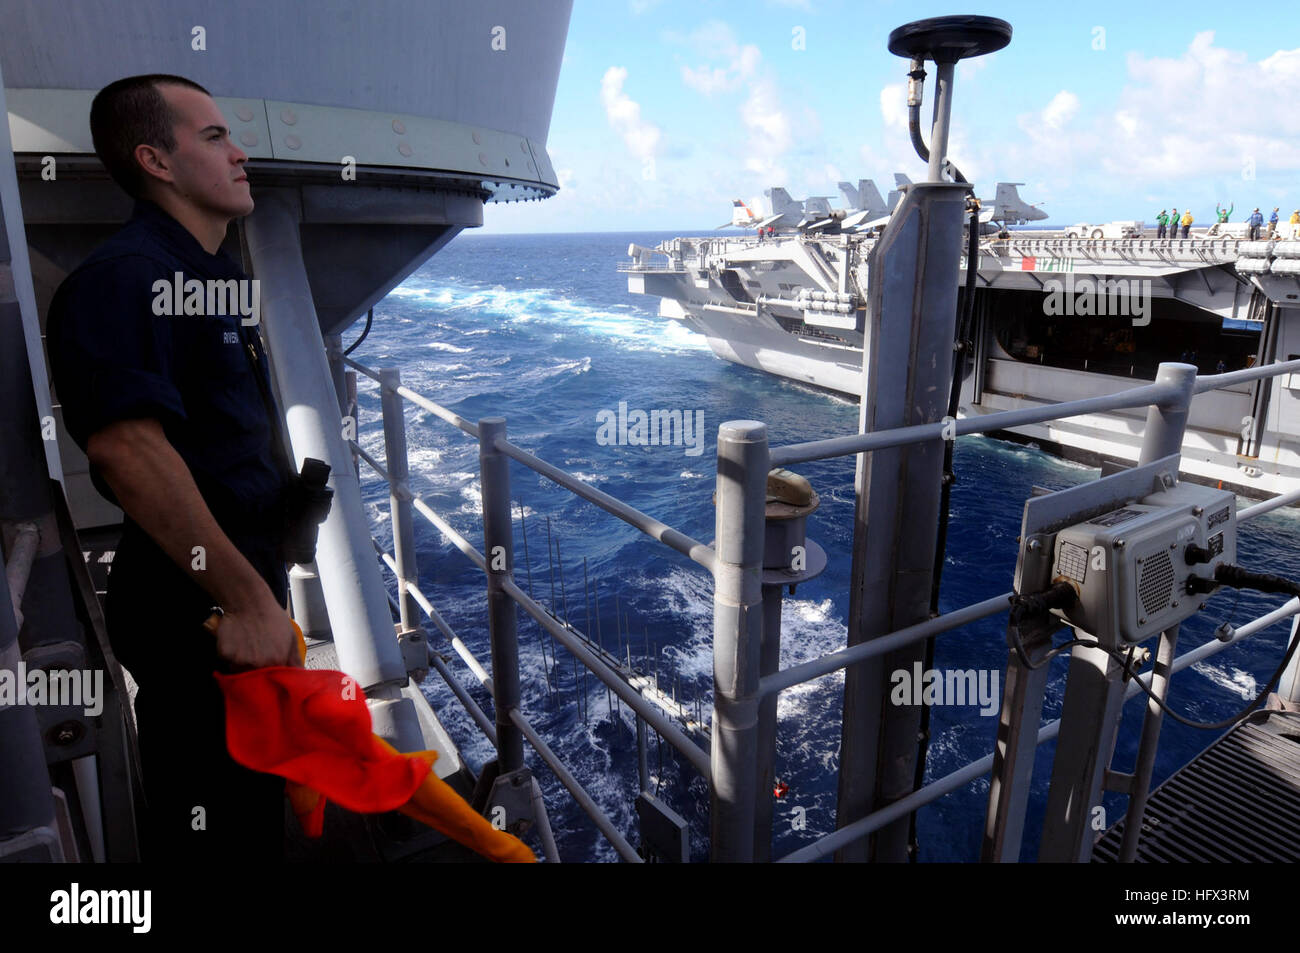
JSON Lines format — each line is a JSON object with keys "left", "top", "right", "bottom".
{"left": 203, "top": 596, "right": 304, "bottom": 670}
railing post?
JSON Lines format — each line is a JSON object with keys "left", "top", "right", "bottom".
{"left": 479, "top": 417, "right": 524, "bottom": 773}
{"left": 380, "top": 368, "right": 419, "bottom": 634}
{"left": 1041, "top": 361, "right": 1197, "bottom": 861}
{"left": 1114, "top": 361, "right": 1199, "bottom": 860}
{"left": 755, "top": 582, "right": 783, "bottom": 861}
{"left": 325, "top": 332, "right": 348, "bottom": 414}
{"left": 1137, "top": 362, "right": 1198, "bottom": 466}
{"left": 710, "top": 420, "right": 768, "bottom": 862}
{"left": 346, "top": 370, "right": 359, "bottom": 481}
{"left": 1280, "top": 613, "right": 1300, "bottom": 704}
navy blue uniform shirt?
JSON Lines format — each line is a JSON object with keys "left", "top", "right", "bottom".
{"left": 47, "top": 200, "right": 289, "bottom": 673}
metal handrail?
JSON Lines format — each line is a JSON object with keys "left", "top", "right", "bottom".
{"left": 343, "top": 350, "right": 1300, "bottom": 863}
{"left": 759, "top": 363, "right": 1300, "bottom": 860}
{"left": 771, "top": 356, "right": 1300, "bottom": 469}
{"left": 760, "top": 471, "right": 1297, "bottom": 700}
{"left": 344, "top": 354, "right": 478, "bottom": 437}
{"left": 368, "top": 525, "right": 641, "bottom": 859}
{"left": 1195, "top": 357, "right": 1300, "bottom": 394}
{"left": 776, "top": 595, "right": 1300, "bottom": 863}
{"left": 348, "top": 439, "right": 392, "bottom": 486}
{"left": 376, "top": 570, "right": 498, "bottom": 746}
{"left": 771, "top": 379, "right": 1179, "bottom": 466}
{"left": 500, "top": 574, "right": 711, "bottom": 778}
{"left": 343, "top": 367, "right": 716, "bottom": 859}
{"left": 349, "top": 432, "right": 711, "bottom": 771}
{"left": 508, "top": 709, "right": 643, "bottom": 863}
{"left": 761, "top": 592, "right": 1013, "bottom": 696}
{"left": 1239, "top": 485, "right": 1300, "bottom": 520}
{"left": 369, "top": 541, "right": 492, "bottom": 690}
{"left": 494, "top": 436, "right": 715, "bottom": 570}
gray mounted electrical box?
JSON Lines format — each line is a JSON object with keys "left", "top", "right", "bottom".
{"left": 1049, "top": 482, "right": 1236, "bottom": 646}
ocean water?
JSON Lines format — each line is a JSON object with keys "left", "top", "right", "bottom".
{"left": 347, "top": 230, "right": 1300, "bottom": 862}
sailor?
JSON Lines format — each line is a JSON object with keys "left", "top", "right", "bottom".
{"left": 1291, "top": 209, "right": 1300, "bottom": 240}
{"left": 1168, "top": 208, "right": 1178, "bottom": 242}
{"left": 1248, "top": 208, "right": 1264, "bottom": 241}
{"left": 1180, "top": 208, "right": 1193, "bottom": 239}
{"left": 1268, "top": 207, "right": 1280, "bottom": 238}
{"left": 1215, "top": 202, "right": 1233, "bottom": 224}
{"left": 1156, "top": 209, "right": 1168, "bottom": 239}
{"left": 46, "top": 74, "right": 299, "bottom": 863}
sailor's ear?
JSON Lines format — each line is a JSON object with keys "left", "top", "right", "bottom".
{"left": 133, "top": 143, "right": 175, "bottom": 190}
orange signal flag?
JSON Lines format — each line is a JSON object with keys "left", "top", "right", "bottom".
{"left": 213, "top": 620, "right": 534, "bottom": 862}
{"left": 374, "top": 736, "right": 536, "bottom": 864}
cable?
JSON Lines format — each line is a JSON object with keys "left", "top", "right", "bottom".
{"left": 904, "top": 58, "right": 968, "bottom": 184}
{"left": 1206, "top": 563, "right": 1300, "bottom": 598}
{"left": 1119, "top": 563, "right": 1300, "bottom": 729}
{"left": 1013, "top": 632, "right": 1095, "bottom": 671}
{"left": 909, "top": 198, "right": 983, "bottom": 860}
{"left": 1007, "top": 568, "right": 1300, "bottom": 731}
{"left": 1006, "top": 582, "right": 1088, "bottom": 669}
{"left": 1102, "top": 629, "right": 1300, "bottom": 731}
{"left": 343, "top": 307, "right": 374, "bottom": 356}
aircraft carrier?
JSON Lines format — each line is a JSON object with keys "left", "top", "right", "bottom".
{"left": 624, "top": 187, "right": 1300, "bottom": 499}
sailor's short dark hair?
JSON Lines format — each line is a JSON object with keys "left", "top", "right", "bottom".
{"left": 90, "top": 74, "right": 211, "bottom": 199}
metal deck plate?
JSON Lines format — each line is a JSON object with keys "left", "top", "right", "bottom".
{"left": 1094, "top": 713, "right": 1300, "bottom": 862}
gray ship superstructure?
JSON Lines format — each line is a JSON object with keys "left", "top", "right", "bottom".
{"left": 626, "top": 211, "right": 1300, "bottom": 498}
{"left": 0, "top": 0, "right": 573, "bottom": 864}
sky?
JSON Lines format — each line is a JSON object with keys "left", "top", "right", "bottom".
{"left": 482, "top": 0, "right": 1300, "bottom": 234}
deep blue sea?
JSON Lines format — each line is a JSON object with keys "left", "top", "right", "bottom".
{"left": 348, "top": 230, "right": 1300, "bottom": 863}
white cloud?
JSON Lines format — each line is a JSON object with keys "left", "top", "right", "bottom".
{"left": 675, "top": 22, "right": 801, "bottom": 188}
{"left": 1041, "top": 91, "right": 1079, "bottom": 130}
{"left": 1261, "top": 47, "right": 1300, "bottom": 82}
{"left": 957, "top": 53, "right": 994, "bottom": 82}
{"left": 741, "top": 76, "right": 791, "bottom": 152}
{"left": 681, "top": 65, "right": 734, "bottom": 95}
{"left": 1007, "top": 33, "right": 1300, "bottom": 186}
{"left": 1105, "top": 33, "right": 1300, "bottom": 179}
{"left": 679, "top": 26, "right": 760, "bottom": 95}
{"left": 600, "top": 67, "right": 662, "bottom": 159}
{"left": 880, "top": 82, "right": 908, "bottom": 130}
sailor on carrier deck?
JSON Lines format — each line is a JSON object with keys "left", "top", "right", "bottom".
{"left": 46, "top": 74, "right": 300, "bottom": 863}
{"left": 1249, "top": 208, "right": 1265, "bottom": 241}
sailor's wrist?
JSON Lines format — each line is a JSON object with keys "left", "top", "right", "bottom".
{"left": 208, "top": 566, "right": 275, "bottom": 614}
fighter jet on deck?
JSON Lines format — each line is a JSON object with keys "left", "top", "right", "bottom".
{"left": 837, "top": 180, "right": 889, "bottom": 219}
{"left": 719, "top": 199, "right": 762, "bottom": 229}
{"left": 723, "top": 176, "right": 1047, "bottom": 235}
{"left": 981, "top": 183, "right": 1047, "bottom": 226}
